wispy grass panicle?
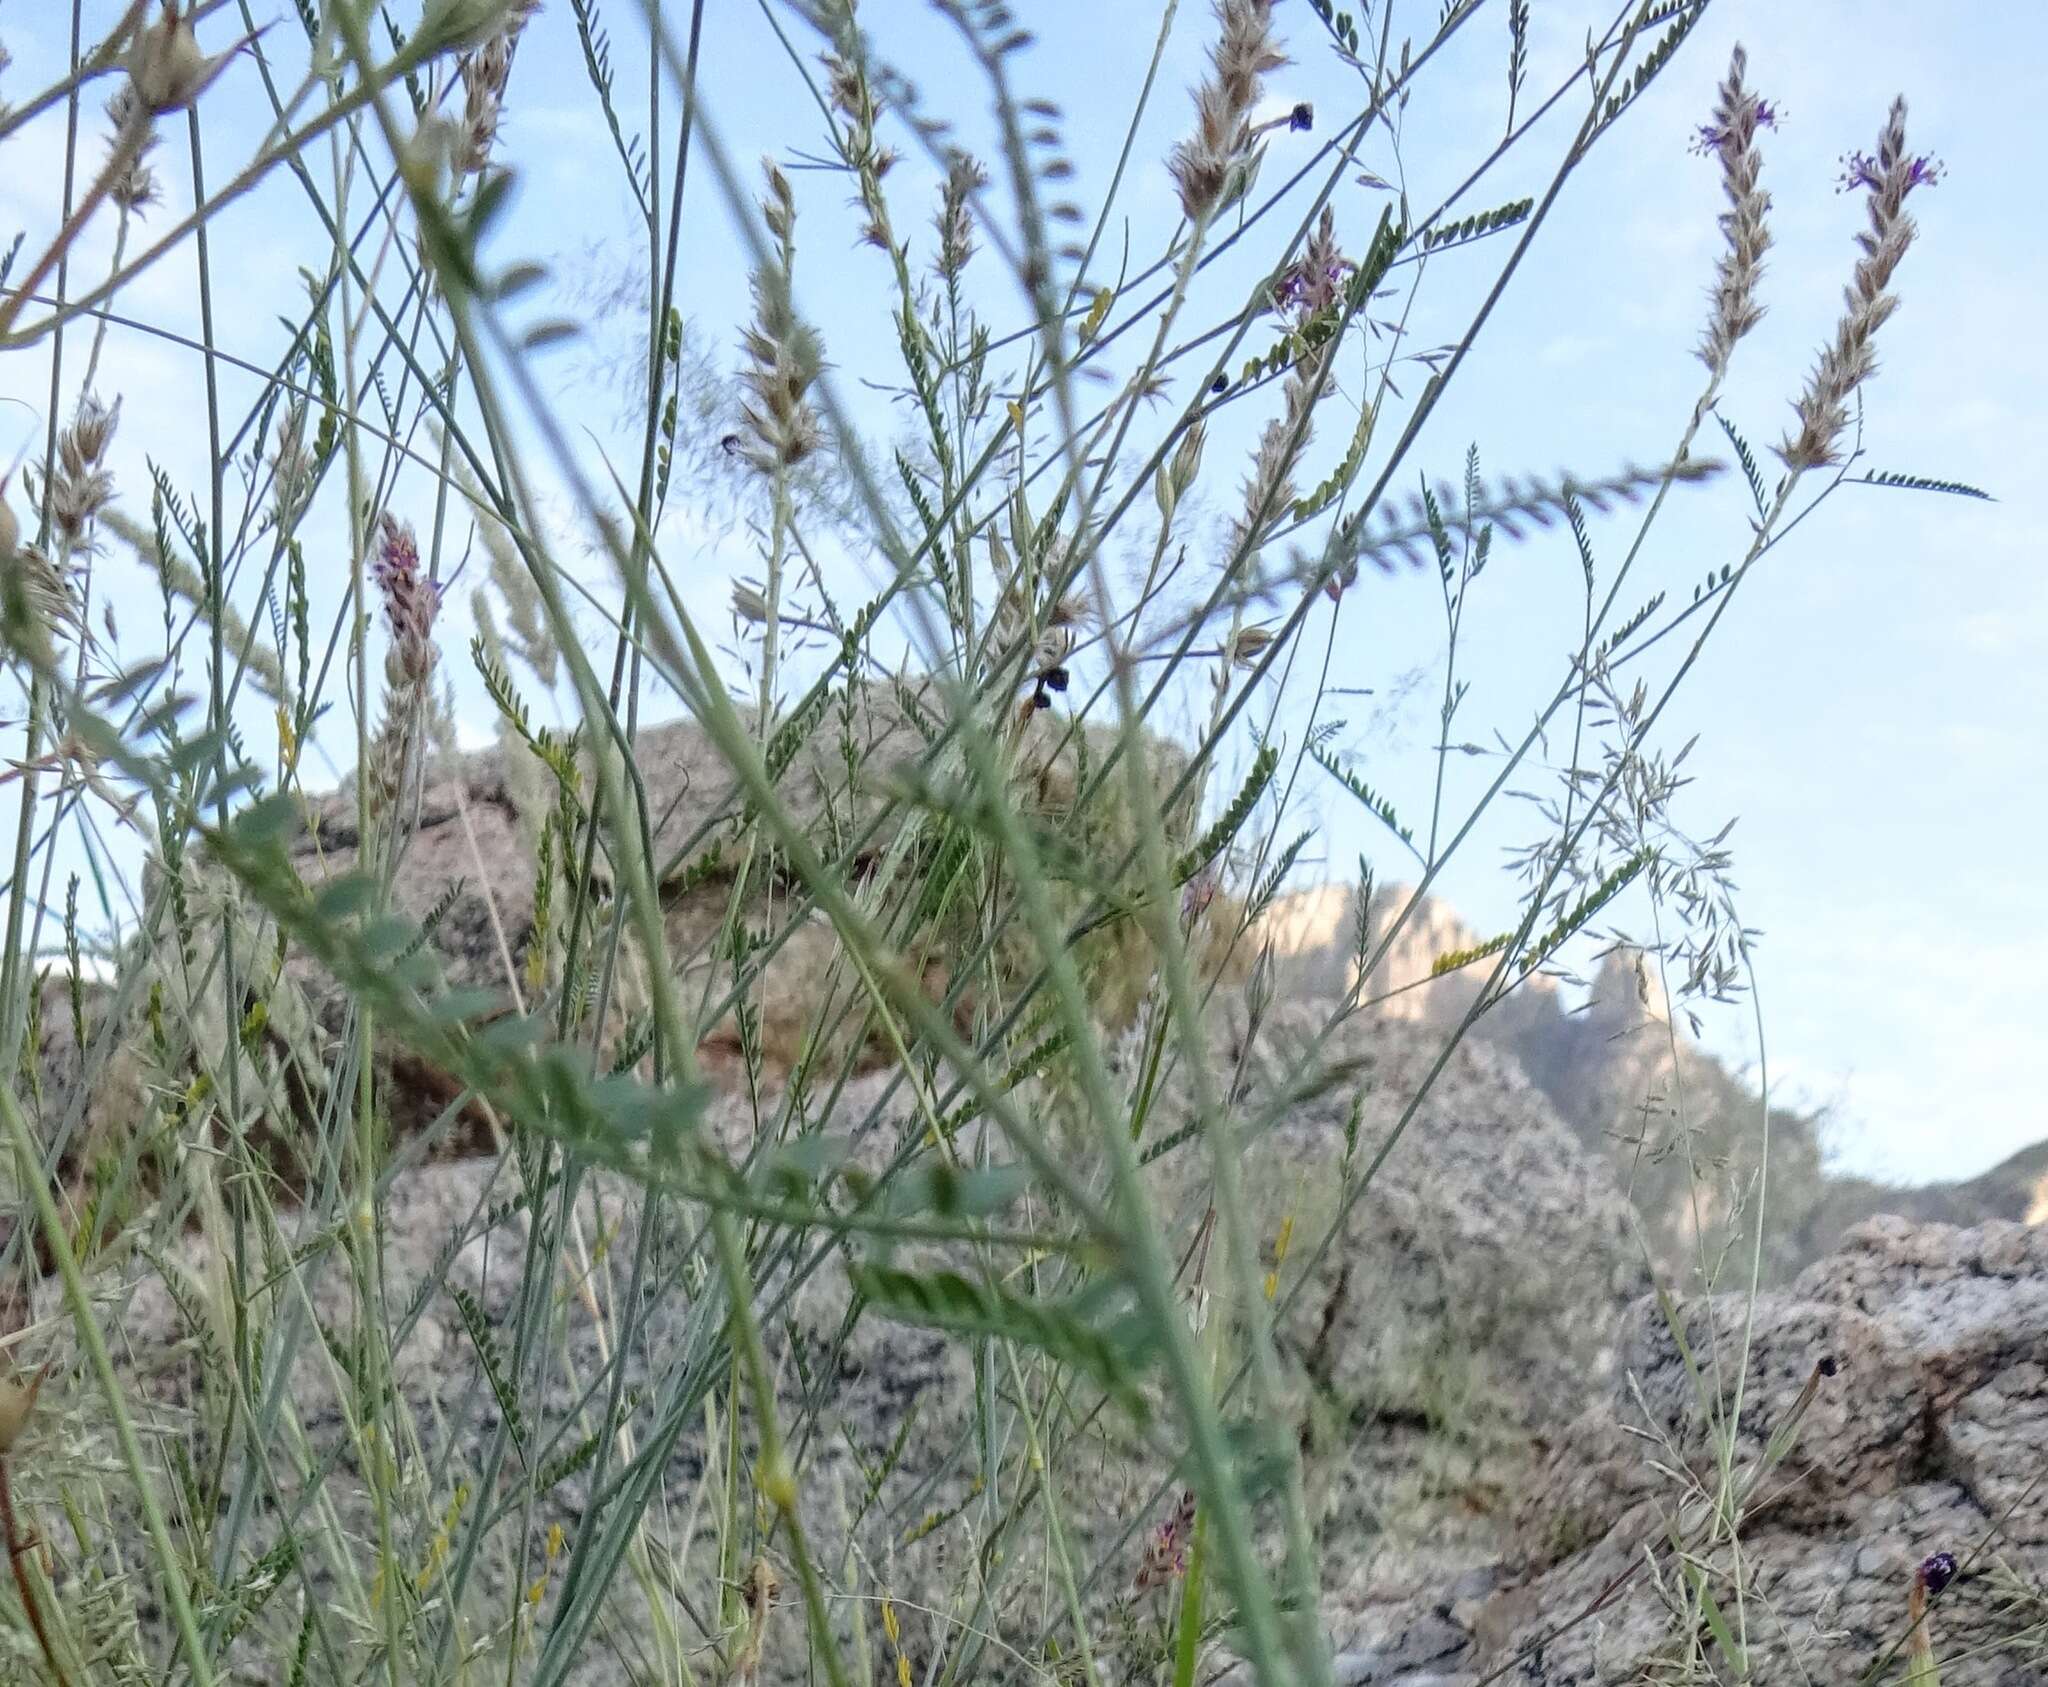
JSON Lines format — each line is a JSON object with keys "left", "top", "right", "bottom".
{"left": 1694, "top": 46, "right": 1775, "bottom": 379}
{"left": 1778, "top": 96, "right": 1940, "bottom": 470}
{"left": 1169, "top": 0, "right": 1287, "bottom": 223}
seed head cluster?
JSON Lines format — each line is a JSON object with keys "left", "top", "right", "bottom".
{"left": 1169, "top": 0, "right": 1287, "bottom": 223}
{"left": 103, "top": 85, "right": 163, "bottom": 215}
{"left": 454, "top": 3, "right": 539, "bottom": 175}
{"left": 47, "top": 394, "right": 122, "bottom": 555}
{"left": 934, "top": 151, "right": 988, "bottom": 282}
{"left": 737, "top": 165, "right": 824, "bottom": 475}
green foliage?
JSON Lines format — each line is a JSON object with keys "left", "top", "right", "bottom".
{"left": 1851, "top": 469, "right": 1994, "bottom": 501}
{"left": 850, "top": 1265, "right": 1155, "bottom": 1419}
{"left": 0, "top": 8, "right": 1977, "bottom": 1686}
{"left": 1311, "top": 742, "right": 1417, "bottom": 856}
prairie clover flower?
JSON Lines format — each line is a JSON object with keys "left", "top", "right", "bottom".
{"left": 1839, "top": 148, "right": 1942, "bottom": 196}
{"left": 1779, "top": 96, "right": 1940, "bottom": 471}
{"left": 1695, "top": 47, "right": 1775, "bottom": 379}
{"left": 373, "top": 515, "right": 441, "bottom": 687}
{"left": 368, "top": 514, "right": 442, "bottom": 817}
{"left": 1169, "top": 0, "right": 1287, "bottom": 223}
{"left": 1134, "top": 1490, "right": 1197, "bottom": 1590}
{"left": 1272, "top": 204, "right": 1351, "bottom": 320}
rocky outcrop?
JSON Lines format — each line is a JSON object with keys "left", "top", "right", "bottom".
{"left": 1257, "top": 882, "right": 2045, "bottom": 1279}
{"left": 1318, "top": 1216, "right": 2048, "bottom": 1685}
{"left": 22, "top": 1004, "right": 1646, "bottom": 1685}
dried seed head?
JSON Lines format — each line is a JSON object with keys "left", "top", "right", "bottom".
{"left": 934, "top": 151, "right": 987, "bottom": 281}
{"left": 1046, "top": 592, "right": 1093, "bottom": 631}
{"left": 269, "top": 408, "right": 314, "bottom": 522}
{"left": 455, "top": 33, "right": 515, "bottom": 175}
{"left": 762, "top": 160, "right": 797, "bottom": 246}
{"left": 104, "top": 84, "right": 163, "bottom": 213}
{"left": 1226, "top": 623, "right": 1274, "bottom": 668}
{"left": 824, "top": 53, "right": 870, "bottom": 127}
{"left": 731, "top": 581, "right": 770, "bottom": 624}
{"left": 1168, "top": 0, "right": 1287, "bottom": 223}
{"left": 1232, "top": 346, "right": 1322, "bottom": 565}
{"left": 47, "top": 393, "right": 122, "bottom": 552}
{"left": 737, "top": 165, "right": 824, "bottom": 475}
{"left": 127, "top": 2, "right": 227, "bottom": 114}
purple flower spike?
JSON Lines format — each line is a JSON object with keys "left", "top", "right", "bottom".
{"left": 1838, "top": 148, "right": 1945, "bottom": 196}
{"left": 1690, "top": 96, "right": 1780, "bottom": 158}
{"left": 1918, "top": 1552, "right": 1958, "bottom": 1596}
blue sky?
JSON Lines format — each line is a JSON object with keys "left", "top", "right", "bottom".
{"left": 1, "top": 0, "right": 2041, "bottom": 1182}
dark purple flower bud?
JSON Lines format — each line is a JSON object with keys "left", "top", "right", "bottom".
{"left": 1288, "top": 101, "right": 1314, "bottom": 133}
{"left": 1210, "top": 374, "right": 1229, "bottom": 395}
{"left": 1818, "top": 1353, "right": 1838, "bottom": 1378}
{"left": 1918, "top": 1552, "right": 1958, "bottom": 1596}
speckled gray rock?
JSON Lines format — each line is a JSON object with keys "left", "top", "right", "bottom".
{"left": 1316, "top": 1216, "right": 2048, "bottom": 1686}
